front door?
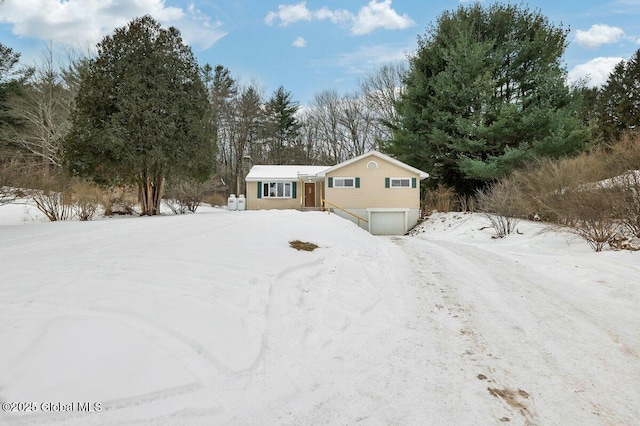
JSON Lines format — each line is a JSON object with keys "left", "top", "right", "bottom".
{"left": 304, "top": 182, "right": 316, "bottom": 207}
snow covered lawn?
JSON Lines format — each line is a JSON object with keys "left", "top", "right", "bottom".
{"left": 0, "top": 206, "right": 638, "bottom": 425}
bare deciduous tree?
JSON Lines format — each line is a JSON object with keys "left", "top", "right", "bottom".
{"left": 8, "top": 43, "right": 79, "bottom": 172}
{"left": 358, "top": 63, "right": 407, "bottom": 144}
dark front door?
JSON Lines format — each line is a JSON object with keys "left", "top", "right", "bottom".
{"left": 304, "top": 182, "right": 315, "bottom": 207}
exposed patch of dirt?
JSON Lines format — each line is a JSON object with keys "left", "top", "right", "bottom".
{"left": 477, "top": 374, "right": 488, "bottom": 380}
{"left": 488, "top": 387, "right": 531, "bottom": 414}
{"left": 289, "top": 240, "right": 319, "bottom": 251}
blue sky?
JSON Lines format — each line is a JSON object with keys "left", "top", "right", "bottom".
{"left": 1, "top": 0, "right": 639, "bottom": 105}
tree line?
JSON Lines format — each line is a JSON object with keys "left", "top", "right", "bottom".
{"left": 1, "top": 3, "right": 639, "bottom": 217}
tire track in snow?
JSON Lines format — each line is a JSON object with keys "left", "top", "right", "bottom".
{"left": 394, "top": 235, "right": 640, "bottom": 425}
{"left": 0, "top": 300, "right": 232, "bottom": 425}
{"left": 389, "top": 236, "right": 522, "bottom": 424}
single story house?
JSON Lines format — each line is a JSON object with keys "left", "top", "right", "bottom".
{"left": 244, "top": 151, "right": 429, "bottom": 235}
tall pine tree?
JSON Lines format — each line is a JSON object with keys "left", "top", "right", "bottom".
{"left": 388, "top": 3, "right": 589, "bottom": 194}
{"left": 597, "top": 49, "right": 640, "bottom": 141}
{"left": 264, "top": 86, "right": 299, "bottom": 164}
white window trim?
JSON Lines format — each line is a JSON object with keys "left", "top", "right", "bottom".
{"left": 333, "top": 177, "right": 356, "bottom": 188}
{"left": 262, "top": 181, "right": 293, "bottom": 198}
{"left": 390, "top": 177, "right": 411, "bottom": 188}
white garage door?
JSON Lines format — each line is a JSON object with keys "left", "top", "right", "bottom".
{"left": 369, "top": 211, "right": 407, "bottom": 235}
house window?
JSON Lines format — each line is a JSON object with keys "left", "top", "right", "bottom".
{"left": 385, "top": 177, "right": 416, "bottom": 188}
{"left": 328, "top": 177, "right": 360, "bottom": 188}
{"left": 391, "top": 178, "right": 411, "bottom": 188}
{"left": 366, "top": 161, "right": 378, "bottom": 169}
{"left": 262, "top": 182, "right": 293, "bottom": 198}
{"left": 334, "top": 177, "right": 356, "bottom": 188}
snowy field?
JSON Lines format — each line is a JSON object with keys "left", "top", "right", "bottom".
{"left": 0, "top": 202, "right": 639, "bottom": 425}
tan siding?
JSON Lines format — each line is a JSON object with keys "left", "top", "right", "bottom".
{"left": 246, "top": 181, "right": 302, "bottom": 210}
{"left": 324, "top": 156, "right": 420, "bottom": 209}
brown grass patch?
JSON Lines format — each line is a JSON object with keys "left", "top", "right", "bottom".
{"left": 289, "top": 240, "right": 319, "bottom": 252}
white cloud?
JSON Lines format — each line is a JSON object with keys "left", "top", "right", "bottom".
{"left": 351, "top": 0, "right": 415, "bottom": 35}
{"left": 0, "top": 0, "right": 226, "bottom": 51}
{"left": 293, "top": 37, "right": 306, "bottom": 48}
{"left": 567, "top": 57, "right": 624, "bottom": 87}
{"left": 336, "top": 44, "right": 409, "bottom": 75}
{"left": 264, "top": 2, "right": 313, "bottom": 26}
{"left": 575, "top": 24, "right": 626, "bottom": 49}
{"left": 314, "top": 7, "right": 353, "bottom": 26}
{"left": 264, "top": 1, "right": 414, "bottom": 35}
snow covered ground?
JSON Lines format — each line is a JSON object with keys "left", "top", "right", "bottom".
{"left": 0, "top": 204, "right": 638, "bottom": 425}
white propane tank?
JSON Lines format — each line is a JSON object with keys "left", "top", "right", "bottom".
{"left": 237, "top": 194, "right": 246, "bottom": 211}
{"left": 227, "top": 194, "right": 237, "bottom": 211}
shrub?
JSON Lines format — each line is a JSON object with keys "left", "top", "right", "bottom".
{"left": 424, "top": 184, "right": 456, "bottom": 212}
{"left": 29, "top": 173, "right": 74, "bottom": 221}
{"left": 70, "top": 180, "right": 103, "bottom": 221}
{"left": 0, "top": 158, "right": 22, "bottom": 205}
{"left": 458, "top": 194, "right": 477, "bottom": 212}
{"left": 508, "top": 154, "right": 610, "bottom": 222}
{"left": 501, "top": 133, "right": 640, "bottom": 250}
{"left": 163, "top": 178, "right": 210, "bottom": 214}
{"left": 555, "top": 187, "right": 623, "bottom": 252}
{"left": 476, "top": 179, "right": 521, "bottom": 238}
{"left": 102, "top": 186, "right": 138, "bottom": 216}
{"left": 204, "top": 192, "right": 228, "bottom": 207}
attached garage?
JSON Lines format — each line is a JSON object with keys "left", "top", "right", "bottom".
{"left": 367, "top": 208, "right": 409, "bottom": 236}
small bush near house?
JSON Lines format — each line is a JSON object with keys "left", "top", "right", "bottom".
{"left": 476, "top": 179, "right": 520, "bottom": 238}
{"left": 289, "top": 240, "right": 319, "bottom": 252}
{"left": 424, "top": 184, "right": 456, "bottom": 213}
{"left": 458, "top": 194, "right": 477, "bottom": 213}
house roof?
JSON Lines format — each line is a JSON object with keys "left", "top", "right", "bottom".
{"left": 245, "top": 151, "right": 429, "bottom": 181}
{"left": 245, "top": 165, "right": 331, "bottom": 181}
{"left": 318, "top": 151, "right": 429, "bottom": 179}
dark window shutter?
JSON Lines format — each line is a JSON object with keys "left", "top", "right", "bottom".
{"left": 257, "top": 181, "right": 262, "bottom": 199}
{"left": 328, "top": 177, "right": 333, "bottom": 188}
{"left": 292, "top": 182, "right": 297, "bottom": 198}
{"left": 412, "top": 177, "right": 417, "bottom": 188}
{"left": 385, "top": 177, "right": 390, "bottom": 188}
{"left": 355, "top": 177, "right": 360, "bottom": 188}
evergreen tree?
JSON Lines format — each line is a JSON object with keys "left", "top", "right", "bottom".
{"left": 388, "top": 3, "right": 589, "bottom": 194}
{"left": 209, "top": 64, "right": 237, "bottom": 149}
{"left": 597, "top": 49, "right": 640, "bottom": 141}
{"left": 0, "top": 43, "right": 28, "bottom": 139}
{"left": 64, "top": 16, "right": 215, "bottom": 215}
{"left": 264, "top": 86, "right": 299, "bottom": 164}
